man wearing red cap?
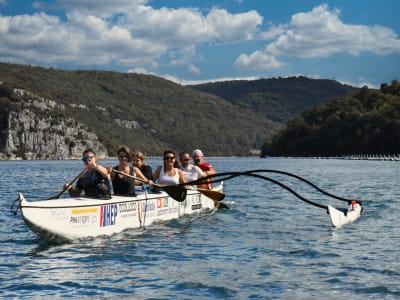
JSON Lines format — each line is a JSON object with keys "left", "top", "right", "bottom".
{"left": 192, "top": 149, "right": 216, "bottom": 189}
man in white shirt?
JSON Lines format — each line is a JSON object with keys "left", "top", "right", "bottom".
{"left": 179, "top": 152, "right": 203, "bottom": 183}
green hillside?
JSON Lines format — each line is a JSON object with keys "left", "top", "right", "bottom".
{"left": 261, "top": 81, "right": 400, "bottom": 157}
{"left": 0, "top": 62, "right": 278, "bottom": 156}
{"left": 189, "top": 77, "right": 357, "bottom": 123}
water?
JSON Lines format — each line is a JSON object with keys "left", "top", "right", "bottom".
{"left": 1, "top": 157, "right": 399, "bottom": 299}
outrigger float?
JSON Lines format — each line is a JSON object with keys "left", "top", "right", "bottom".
{"left": 328, "top": 202, "right": 363, "bottom": 227}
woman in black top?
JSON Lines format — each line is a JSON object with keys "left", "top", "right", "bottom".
{"left": 132, "top": 151, "right": 154, "bottom": 182}
{"left": 108, "top": 146, "right": 151, "bottom": 196}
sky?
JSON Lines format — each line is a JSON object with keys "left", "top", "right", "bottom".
{"left": 0, "top": 0, "right": 399, "bottom": 88}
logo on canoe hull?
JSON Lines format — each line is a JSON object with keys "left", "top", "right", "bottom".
{"left": 157, "top": 197, "right": 168, "bottom": 208}
{"left": 100, "top": 204, "right": 118, "bottom": 227}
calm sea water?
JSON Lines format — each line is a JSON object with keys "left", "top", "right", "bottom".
{"left": 0, "top": 157, "right": 399, "bottom": 299}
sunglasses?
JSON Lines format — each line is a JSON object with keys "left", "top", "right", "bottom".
{"left": 82, "top": 156, "right": 94, "bottom": 162}
{"left": 119, "top": 154, "right": 129, "bottom": 159}
{"left": 181, "top": 158, "right": 190, "bottom": 162}
{"left": 164, "top": 156, "right": 175, "bottom": 161}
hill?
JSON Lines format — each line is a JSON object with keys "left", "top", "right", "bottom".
{"left": 0, "top": 62, "right": 279, "bottom": 158}
{"left": 189, "top": 77, "right": 357, "bottom": 123}
{"left": 261, "top": 81, "right": 400, "bottom": 157}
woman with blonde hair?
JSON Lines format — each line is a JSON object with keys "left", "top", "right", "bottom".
{"left": 132, "top": 151, "right": 153, "bottom": 182}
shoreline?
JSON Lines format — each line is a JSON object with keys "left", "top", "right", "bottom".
{"left": 1, "top": 154, "right": 399, "bottom": 161}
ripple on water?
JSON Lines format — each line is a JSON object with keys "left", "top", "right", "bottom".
{"left": 1, "top": 158, "right": 399, "bottom": 299}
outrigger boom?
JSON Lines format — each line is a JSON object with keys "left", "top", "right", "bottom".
{"left": 183, "top": 169, "right": 364, "bottom": 228}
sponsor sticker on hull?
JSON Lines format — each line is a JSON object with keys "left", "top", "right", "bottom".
{"left": 69, "top": 207, "right": 99, "bottom": 226}
{"left": 100, "top": 204, "right": 118, "bottom": 227}
{"left": 119, "top": 201, "right": 137, "bottom": 218}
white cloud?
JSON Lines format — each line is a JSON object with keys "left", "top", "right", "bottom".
{"left": 236, "top": 4, "right": 400, "bottom": 71}
{"left": 0, "top": 13, "right": 78, "bottom": 63}
{"left": 259, "top": 24, "right": 287, "bottom": 40}
{"left": 235, "top": 51, "right": 283, "bottom": 70}
{"left": 187, "top": 64, "right": 201, "bottom": 75}
{"left": 205, "top": 8, "right": 262, "bottom": 42}
{"left": 34, "top": 0, "right": 146, "bottom": 17}
{"left": 128, "top": 67, "right": 150, "bottom": 74}
{"left": 0, "top": 2, "right": 263, "bottom": 71}
{"left": 165, "top": 75, "right": 262, "bottom": 86}
{"left": 168, "top": 46, "right": 200, "bottom": 74}
{"left": 119, "top": 6, "right": 262, "bottom": 46}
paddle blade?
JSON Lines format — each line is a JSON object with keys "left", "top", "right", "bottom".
{"left": 216, "top": 201, "right": 230, "bottom": 209}
{"left": 162, "top": 185, "right": 187, "bottom": 202}
{"left": 197, "top": 189, "right": 225, "bottom": 201}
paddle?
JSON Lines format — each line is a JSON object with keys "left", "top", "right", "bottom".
{"left": 165, "top": 184, "right": 229, "bottom": 208}
{"left": 113, "top": 170, "right": 228, "bottom": 207}
{"left": 113, "top": 170, "right": 186, "bottom": 202}
{"left": 187, "top": 187, "right": 225, "bottom": 202}
{"left": 47, "top": 168, "right": 87, "bottom": 200}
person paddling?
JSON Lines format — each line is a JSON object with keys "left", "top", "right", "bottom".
{"left": 192, "top": 149, "right": 215, "bottom": 189}
{"left": 179, "top": 151, "right": 203, "bottom": 185}
{"left": 131, "top": 151, "right": 154, "bottom": 185}
{"left": 107, "top": 145, "right": 152, "bottom": 196}
{"left": 64, "top": 148, "right": 110, "bottom": 198}
{"left": 153, "top": 150, "right": 186, "bottom": 186}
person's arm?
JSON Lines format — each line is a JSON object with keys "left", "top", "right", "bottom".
{"left": 133, "top": 167, "right": 154, "bottom": 185}
{"left": 142, "top": 165, "right": 154, "bottom": 181}
{"left": 153, "top": 166, "right": 161, "bottom": 182}
{"left": 178, "top": 169, "right": 187, "bottom": 184}
{"left": 194, "top": 166, "right": 203, "bottom": 178}
{"left": 107, "top": 166, "right": 115, "bottom": 180}
{"left": 203, "top": 165, "right": 216, "bottom": 177}
{"left": 93, "top": 163, "right": 109, "bottom": 178}
{"left": 64, "top": 184, "right": 83, "bottom": 197}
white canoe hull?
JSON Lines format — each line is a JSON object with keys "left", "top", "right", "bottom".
{"left": 328, "top": 203, "right": 362, "bottom": 228}
{"left": 19, "top": 188, "right": 219, "bottom": 242}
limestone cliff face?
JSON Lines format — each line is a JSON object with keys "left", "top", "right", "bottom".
{"left": 1, "top": 86, "right": 108, "bottom": 160}
{"left": 6, "top": 109, "right": 107, "bottom": 159}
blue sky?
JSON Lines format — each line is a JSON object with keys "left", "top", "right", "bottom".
{"left": 0, "top": 0, "right": 399, "bottom": 87}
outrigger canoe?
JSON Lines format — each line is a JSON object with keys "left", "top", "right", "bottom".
{"left": 18, "top": 184, "right": 223, "bottom": 243}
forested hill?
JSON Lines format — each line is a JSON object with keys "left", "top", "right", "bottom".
{"left": 261, "top": 81, "right": 400, "bottom": 157}
{"left": 189, "top": 77, "right": 357, "bottom": 123}
{"left": 0, "top": 62, "right": 279, "bottom": 157}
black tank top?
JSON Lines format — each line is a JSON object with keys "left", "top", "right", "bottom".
{"left": 112, "top": 166, "right": 136, "bottom": 196}
{"left": 76, "top": 169, "right": 110, "bottom": 198}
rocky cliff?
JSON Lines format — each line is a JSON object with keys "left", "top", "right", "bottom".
{"left": 0, "top": 84, "right": 108, "bottom": 160}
